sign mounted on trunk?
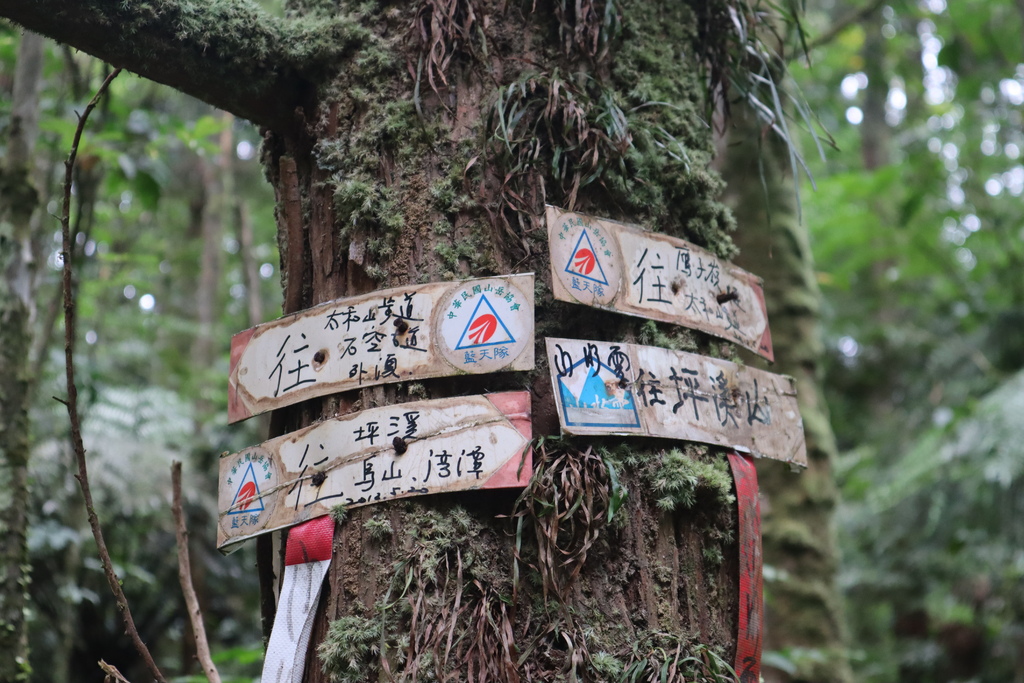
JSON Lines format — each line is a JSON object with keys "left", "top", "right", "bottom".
{"left": 546, "top": 206, "right": 774, "bottom": 360}
{"left": 546, "top": 338, "right": 805, "bottom": 466}
{"left": 228, "top": 274, "right": 534, "bottom": 422}
{"left": 217, "top": 392, "right": 533, "bottom": 550}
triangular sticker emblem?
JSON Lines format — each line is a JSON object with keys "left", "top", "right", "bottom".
{"left": 229, "top": 462, "right": 265, "bottom": 514}
{"left": 563, "top": 229, "right": 609, "bottom": 285}
{"left": 455, "top": 295, "right": 516, "bottom": 350}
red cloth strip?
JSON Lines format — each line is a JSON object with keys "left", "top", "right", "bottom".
{"left": 284, "top": 515, "right": 335, "bottom": 566}
{"left": 727, "top": 452, "right": 763, "bottom": 683}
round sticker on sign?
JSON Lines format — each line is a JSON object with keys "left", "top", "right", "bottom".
{"left": 548, "top": 209, "right": 622, "bottom": 307}
{"left": 436, "top": 277, "right": 533, "bottom": 373}
{"left": 219, "top": 447, "right": 277, "bottom": 540}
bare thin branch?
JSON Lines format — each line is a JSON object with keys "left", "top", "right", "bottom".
{"left": 172, "top": 462, "right": 222, "bottom": 683}
{"left": 98, "top": 660, "right": 132, "bottom": 683}
{"left": 59, "top": 66, "right": 168, "bottom": 683}
{"left": 800, "top": 0, "right": 888, "bottom": 55}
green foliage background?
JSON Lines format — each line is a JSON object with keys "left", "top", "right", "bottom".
{"left": 790, "top": 1, "right": 1024, "bottom": 681}
{"left": 0, "top": 24, "right": 282, "bottom": 681}
{"left": 4, "top": 0, "right": 1024, "bottom": 681}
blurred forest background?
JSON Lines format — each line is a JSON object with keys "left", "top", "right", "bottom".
{"left": 1, "top": 0, "right": 1023, "bottom": 681}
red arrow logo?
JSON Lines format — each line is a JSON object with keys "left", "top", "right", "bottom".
{"left": 572, "top": 248, "right": 596, "bottom": 275}
{"left": 237, "top": 481, "right": 257, "bottom": 510}
{"left": 468, "top": 314, "right": 497, "bottom": 344}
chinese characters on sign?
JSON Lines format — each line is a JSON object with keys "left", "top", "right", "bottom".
{"left": 228, "top": 274, "right": 534, "bottom": 422}
{"left": 546, "top": 205, "right": 774, "bottom": 360}
{"left": 546, "top": 338, "right": 806, "bottom": 465}
{"left": 217, "top": 392, "right": 533, "bottom": 549}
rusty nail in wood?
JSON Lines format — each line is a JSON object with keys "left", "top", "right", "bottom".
{"left": 716, "top": 290, "right": 740, "bottom": 305}
{"left": 394, "top": 319, "right": 409, "bottom": 334}
{"left": 313, "top": 350, "right": 326, "bottom": 363}
{"left": 393, "top": 436, "right": 408, "bottom": 455}
{"left": 311, "top": 471, "right": 327, "bottom": 487}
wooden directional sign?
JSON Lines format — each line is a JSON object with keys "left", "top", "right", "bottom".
{"left": 545, "top": 338, "right": 805, "bottom": 465}
{"left": 546, "top": 206, "right": 774, "bottom": 360}
{"left": 228, "top": 274, "right": 534, "bottom": 423}
{"left": 217, "top": 392, "right": 533, "bottom": 549}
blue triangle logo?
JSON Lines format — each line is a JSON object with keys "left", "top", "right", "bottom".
{"left": 455, "top": 295, "right": 516, "bottom": 350}
{"left": 563, "top": 229, "right": 609, "bottom": 285}
{"left": 229, "top": 462, "right": 264, "bottom": 515}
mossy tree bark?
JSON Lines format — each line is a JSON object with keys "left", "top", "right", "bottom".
{"left": 722, "top": 111, "right": 853, "bottom": 683}
{"left": 0, "top": 30, "right": 44, "bottom": 683}
{"left": 0, "top": 2, "right": 795, "bottom": 681}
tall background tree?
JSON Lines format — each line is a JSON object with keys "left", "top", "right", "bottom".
{"left": 0, "top": 1, "right": 839, "bottom": 682}
{"left": 0, "top": 29, "right": 44, "bottom": 683}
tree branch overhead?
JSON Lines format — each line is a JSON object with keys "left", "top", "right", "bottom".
{"left": 0, "top": 0, "right": 367, "bottom": 128}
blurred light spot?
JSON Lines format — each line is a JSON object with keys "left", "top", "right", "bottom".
{"left": 230, "top": 284, "right": 245, "bottom": 300}
{"left": 981, "top": 86, "right": 996, "bottom": 104}
{"left": 947, "top": 185, "right": 965, "bottom": 206}
{"left": 981, "top": 139, "right": 997, "bottom": 155}
{"left": 1004, "top": 166, "right": 1024, "bottom": 196}
{"left": 159, "top": 260, "right": 171, "bottom": 274}
{"left": 224, "top": 237, "right": 240, "bottom": 254}
{"left": 882, "top": 23, "right": 896, "bottom": 39}
{"left": 838, "top": 336, "right": 860, "bottom": 358}
{"left": 84, "top": 240, "right": 96, "bottom": 257}
{"left": 85, "top": 330, "right": 98, "bottom": 345}
{"left": 1006, "top": 143, "right": 1020, "bottom": 159}
{"left": 260, "top": 263, "right": 274, "bottom": 279}
{"left": 928, "top": 137, "right": 943, "bottom": 153}
{"left": 963, "top": 214, "right": 981, "bottom": 232}
{"left": 846, "top": 106, "right": 864, "bottom": 125}
{"left": 953, "top": 301, "right": 970, "bottom": 318}
{"left": 888, "top": 88, "right": 907, "bottom": 110}
{"left": 139, "top": 293, "right": 156, "bottom": 311}
{"left": 123, "top": 284, "right": 136, "bottom": 299}
{"left": 76, "top": 232, "right": 86, "bottom": 246}
{"left": 1000, "top": 78, "right": 1024, "bottom": 105}
{"left": 932, "top": 406, "right": 954, "bottom": 427}
{"left": 941, "top": 219, "right": 967, "bottom": 245}
{"left": 941, "top": 142, "right": 958, "bottom": 160}
{"left": 924, "top": 0, "right": 946, "bottom": 13}
{"left": 955, "top": 247, "right": 976, "bottom": 270}
{"left": 236, "top": 140, "right": 255, "bottom": 160}
{"left": 985, "top": 177, "right": 1003, "bottom": 196}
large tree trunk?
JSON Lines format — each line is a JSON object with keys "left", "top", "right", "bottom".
{"left": 0, "top": 1, "right": 792, "bottom": 681}
{"left": 0, "top": 30, "right": 44, "bottom": 683}
{"left": 258, "top": 2, "right": 748, "bottom": 681}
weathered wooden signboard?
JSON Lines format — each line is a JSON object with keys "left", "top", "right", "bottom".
{"left": 546, "top": 206, "right": 774, "bottom": 360}
{"left": 545, "top": 338, "right": 805, "bottom": 465}
{"left": 228, "top": 274, "right": 534, "bottom": 423}
{"left": 217, "top": 392, "right": 532, "bottom": 549}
